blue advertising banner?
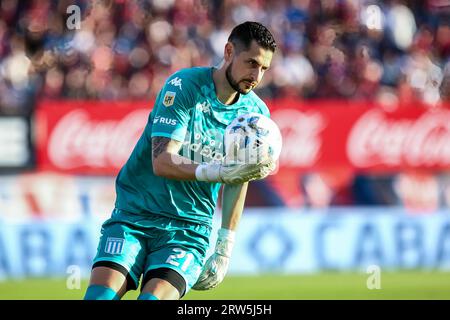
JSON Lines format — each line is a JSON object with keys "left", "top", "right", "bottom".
{"left": 0, "top": 208, "right": 449, "bottom": 279}
{"left": 225, "top": 208, "right": 450, "bottom": 274}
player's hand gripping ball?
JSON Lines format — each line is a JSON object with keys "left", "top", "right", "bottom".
{"left": 224, "top": 113, "right": 282, "bottom": 165}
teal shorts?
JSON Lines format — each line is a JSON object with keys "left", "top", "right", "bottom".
{"left": 92, "top": 208, "right": 212, "bottom": 295}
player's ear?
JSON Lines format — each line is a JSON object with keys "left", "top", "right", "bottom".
{"left": 224, "top": 42, "right": 234, "bottom": 63}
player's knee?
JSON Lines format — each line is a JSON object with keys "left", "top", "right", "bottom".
{"left": 89, "top": 264, "right": 130, "bottom": 295}
{"left": 84, "top": 284, "right": 120, "bottom": 300}
{"left": 141, "top": 278, "right": 180, "bottom": 300}
{"left": 141, "top": 268, "right": 186, "bottom": 300}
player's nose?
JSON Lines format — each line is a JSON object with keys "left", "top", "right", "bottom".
{"left": 250, "top": 69, "right": 263, "bottom": 83}
{"left": 248, "top": 75, "right": 258, "bottom": 85}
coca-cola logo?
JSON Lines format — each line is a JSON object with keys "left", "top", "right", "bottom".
{"left": 48, "top": 109, "right": 148, "bottom": 169}
{"left": 347, "top": 109, "right": 450, "bottom": 167}
{"left": 272, "top": 109, "right": 326, "bottom": 166}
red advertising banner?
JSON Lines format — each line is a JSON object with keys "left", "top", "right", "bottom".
{"left": 35, "top": 100, "right": 151, "bottom": 175}
{"left": 35, "top": 99, "right": 450, "bottom": 175}
{"left": 268, "top": 99, "right": 450, "bottom": 173}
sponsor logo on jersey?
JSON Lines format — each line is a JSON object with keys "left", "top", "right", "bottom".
{"left": 153, "top": 116, "right": 177, "bottom": 126}
{"left": 104, "top": 237, "right": 125, "bottom": 255}
{"left": 168, "top": 77, "right": 182, "bottom": 90}
{"left": 163, "top": 91, "right": 176, "bottom": 107}
{"left": 180, "top": 131, "right": 225, "bottom": 163}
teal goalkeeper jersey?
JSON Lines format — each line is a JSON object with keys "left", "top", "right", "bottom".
{"left": 114, "top": 66, "right": 270, "bottom": 225}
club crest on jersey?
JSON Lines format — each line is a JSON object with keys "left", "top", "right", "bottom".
{"left": 196, "top": 101, "right": 211, "bottom": 114}
{"left": 163, "top": 91, "right": 176, "bottom": 107}
{"left": 104, "top": 237, "right": 125, "bottom": 255}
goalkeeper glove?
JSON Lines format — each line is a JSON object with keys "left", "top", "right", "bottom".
{"left": 195, "top": 142, "right": 275, "bottom": 184}
{"left": 192, "top": 228, "right": 235, "bottom": 290}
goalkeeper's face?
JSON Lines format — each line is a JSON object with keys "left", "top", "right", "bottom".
{"left": 225, "top": 40, "right": 273, "bottom": 95}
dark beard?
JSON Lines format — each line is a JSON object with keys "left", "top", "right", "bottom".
{"left": 225, "top": 62, "right": 248, "bottom": 95}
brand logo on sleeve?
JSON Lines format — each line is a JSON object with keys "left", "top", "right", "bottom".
{"left": 168, "top": 77, "right": 182, "bottom": 90}
{"left": 163, "top": 91, "right": 176, "bottom": 107}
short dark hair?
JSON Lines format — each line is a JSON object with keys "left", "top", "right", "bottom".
{"left": 228, "top": 21, "right": 277, "bottom": 53}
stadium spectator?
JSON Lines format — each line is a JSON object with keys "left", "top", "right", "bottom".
{"left": 1, "top": 0, "right": 448, "bottom": 114}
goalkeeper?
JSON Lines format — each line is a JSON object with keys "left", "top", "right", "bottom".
{"left": 84, "top": 21, "right": 277, "bottom": 300}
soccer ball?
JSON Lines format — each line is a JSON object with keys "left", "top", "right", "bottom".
{"left": 224, "top": 112, "right": 282, "bottom": 164}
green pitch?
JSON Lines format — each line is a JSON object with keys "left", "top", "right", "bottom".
{"left": 0, "top": 272, "right": 449, "bottom": 300}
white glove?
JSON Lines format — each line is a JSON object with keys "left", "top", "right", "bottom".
{"left": 195, "top": 142, "right": 275, "bottom": 184}
{"left": 192, "top": 228, "right": 235, "bottom": 291}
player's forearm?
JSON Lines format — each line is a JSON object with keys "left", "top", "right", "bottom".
{"left": 152, "top": 151, "right": 198, "bottom": 180}
{"left": 152, "top": 137, "right": 274, "bottom": 184}
{"left": 152, "top": 136, "right": 199, "bottom": 180}
{"left": 192, "top": 182, "right": 248, "bottom": 291}
{"left": 221, "top": 182, "right": 248, "bottom": 230}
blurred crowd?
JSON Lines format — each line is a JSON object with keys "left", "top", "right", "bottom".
{"left": 0, "top": 0, "right": 449, "bottom": 115}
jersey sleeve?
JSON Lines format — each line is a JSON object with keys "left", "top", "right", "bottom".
{"left": 151, "top": 74, "right": 194, "bottom": 142}
{"left": 262, "top": 106, "right": 271, "bottom": 118}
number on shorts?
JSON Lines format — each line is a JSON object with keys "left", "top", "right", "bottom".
{"left": 165, "top": 248, "right": 194, "bottom": 271}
